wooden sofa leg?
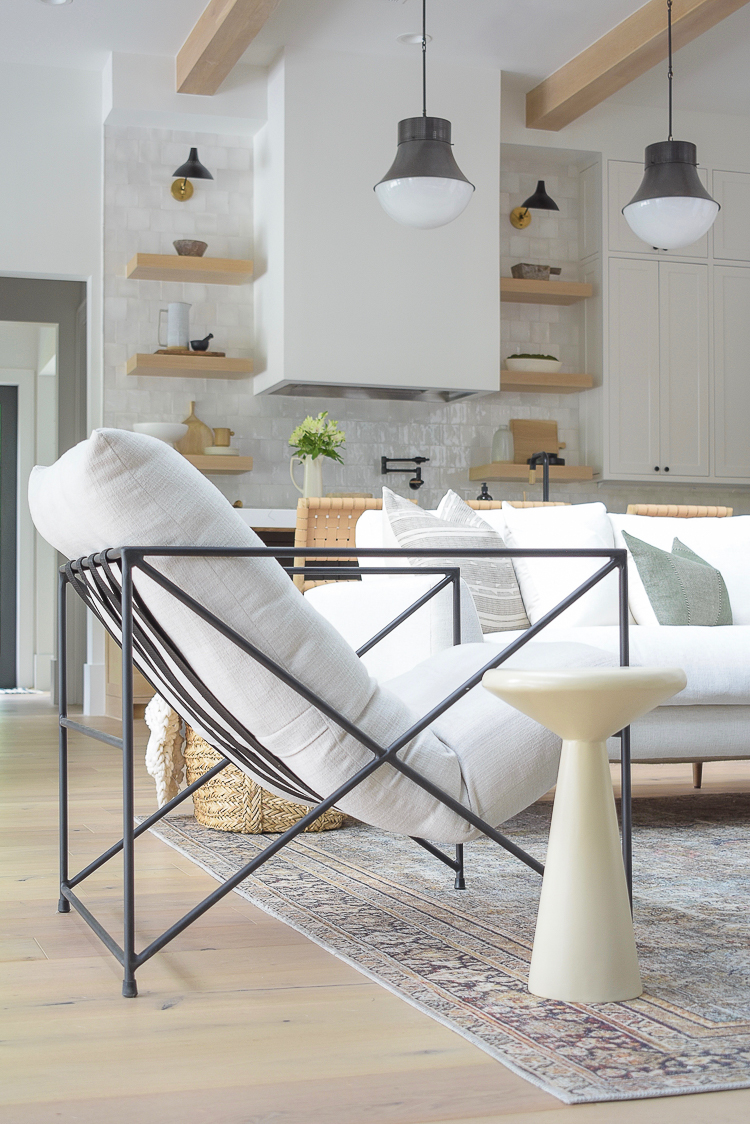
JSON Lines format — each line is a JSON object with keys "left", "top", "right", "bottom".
{"left": 692, "top": 762, "right": 703, "bottom": 789}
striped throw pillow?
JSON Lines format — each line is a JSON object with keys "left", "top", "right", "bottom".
{"left": 382, "top": 488, "right": 529, "bottom": 634}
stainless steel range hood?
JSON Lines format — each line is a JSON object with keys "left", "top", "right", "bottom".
{"left": 267, "top": 382, "right": 480, "bottom": 402}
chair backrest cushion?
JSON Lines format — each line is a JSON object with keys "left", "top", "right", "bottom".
{"left": 28, "top": 430, "right": 471, "bottom": 841}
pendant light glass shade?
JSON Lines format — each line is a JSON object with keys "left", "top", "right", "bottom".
{"left": 623, "top": 141, "right": 719, "bottom": 249}
{"left": 374, "top": 117, "right": 474, "bottom": 229}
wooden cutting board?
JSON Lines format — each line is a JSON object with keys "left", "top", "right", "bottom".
{"left": 510, "top": 419, "right": 566, "bottom": 464}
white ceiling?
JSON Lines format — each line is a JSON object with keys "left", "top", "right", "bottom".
{"left": 2, "top": 0, "right": 750, "bottom": 120}
{"left": 239, "top": 0, "right": 647, "bottom": 76}
{"left": 0, "top": 0, "right": 206, "bottom": 69}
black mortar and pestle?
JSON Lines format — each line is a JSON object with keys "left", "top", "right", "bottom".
{"left": 190, "top": 333, "right": 214, "bottom": 352}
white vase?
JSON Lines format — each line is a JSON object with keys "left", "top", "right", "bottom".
{"left": 290, "top": 455, "right": 324, "bottom": 498}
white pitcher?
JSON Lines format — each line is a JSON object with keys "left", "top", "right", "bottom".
{"left": 158, "top": 302, "right": 191, "bottom": 349}
{"left": 290, "top": 455, "right": 323, "bottom": 498}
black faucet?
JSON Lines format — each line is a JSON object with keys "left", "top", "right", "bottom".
{"left": 381, "top": 456, "right": 429, "bottom": 491}
{"left": 527, "top": 451, "right": 551, "bottom": 502}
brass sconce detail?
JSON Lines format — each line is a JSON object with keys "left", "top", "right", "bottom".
{"left": 510, "top": 206, "right": 531, "bottom": 229}
{"left": 170, "top": 147, "right": 213, "bottom": 203}
{"left": 171, "top": 178, "right": 194, "bottom": 202}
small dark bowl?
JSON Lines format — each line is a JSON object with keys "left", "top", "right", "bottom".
{"left": 190, "top": 334, "right": 213, "bottom": 352}
{"left": 174, "top": 239, "right": 208, "bottom": 257}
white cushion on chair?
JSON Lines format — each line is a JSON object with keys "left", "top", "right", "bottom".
{"left": 28, "top": 430, "right": 613, "bottom": 843}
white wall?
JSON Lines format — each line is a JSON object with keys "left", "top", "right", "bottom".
{"left": 0, "top": 63, "right": 103, "bottom": 434}
{"left": 254, "top": 48, "right": 501, "bottom": 396}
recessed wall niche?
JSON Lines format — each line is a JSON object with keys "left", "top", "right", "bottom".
{"left": 500, "top": 143, "right": 602, "bottom": 385}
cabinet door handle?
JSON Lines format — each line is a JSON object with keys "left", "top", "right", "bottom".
{"left": 664, "top": 466, "right": 670, "bottom": 472}
{"left": 654, "top": 466, "right": 660, "bottom": 472}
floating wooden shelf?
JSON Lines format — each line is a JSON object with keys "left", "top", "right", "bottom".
{"left": 501, "top": 370, "right": 594, "bottom": 394}
{"left": 501, "top": 278, "right": 593, "bottom": 305}
{"left": 183, "top": 455, "right": 253, "bottom": 476}
{"left": 126, "top": 254, "right": 253, "bottom": 285}
{"left": 127, "top": 354, "right": 253, "bottom": 379}
{"left": 469, "top": 463, "right": 595, "bottom": 482}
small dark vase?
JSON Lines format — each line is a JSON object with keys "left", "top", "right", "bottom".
{"left": 190, "top": 333, "right": 214, "bottom": 352}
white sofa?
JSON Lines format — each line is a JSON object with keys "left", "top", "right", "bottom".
{"left": 305, "top": 503, "right": 750, "bottom": 771}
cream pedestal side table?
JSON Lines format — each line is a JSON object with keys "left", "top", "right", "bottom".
{"left": 482, "top": 666, "right": 686, "bottom": 1004}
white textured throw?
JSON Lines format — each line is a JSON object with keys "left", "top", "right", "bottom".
{"left": 382, "top": 488, "right": 529, "bottom": 634}
{"left": 144, "top": 695, "right": 185, "bottom": 807}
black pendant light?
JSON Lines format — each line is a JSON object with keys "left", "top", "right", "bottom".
{"left": 623, "top": 0, "right": 719, "bottom": 249}
{"left": 171, "top": 148, "right": 214, "bottom": 202}
{"left": 374, "top": 0, "right": 474, "bottom": 228}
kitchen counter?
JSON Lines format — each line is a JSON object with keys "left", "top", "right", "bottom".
{"left": 235, "top": 508, "right": 297, "bottom": 530}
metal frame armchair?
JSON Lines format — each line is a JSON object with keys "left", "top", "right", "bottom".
{"left": 57, "top": 543, "right": 631, "bottom": 998}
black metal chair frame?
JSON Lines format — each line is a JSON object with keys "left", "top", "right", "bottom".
{"left": 57, "top": 544, "right": 631, "bottom": 997}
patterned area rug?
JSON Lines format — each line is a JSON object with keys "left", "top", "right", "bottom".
{"left": 147, "top": 794, "right": 750, "bottom": 1104}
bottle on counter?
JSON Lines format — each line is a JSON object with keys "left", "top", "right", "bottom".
{"left": 491, "top": 424, "right": 514, "bottom": 463}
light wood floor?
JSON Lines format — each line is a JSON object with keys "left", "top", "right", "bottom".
{"left": 2, "top": 694, "right": 749, "bottom": 1124}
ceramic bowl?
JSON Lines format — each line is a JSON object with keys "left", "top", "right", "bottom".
{"left": 505, "top": 357, "right": 562, "bottom": 374}
{"left": 173, "top": 240, "right": 208, "bottom": 257}
{"left": 133, "top": 422, "right": 188, "bottom": 447}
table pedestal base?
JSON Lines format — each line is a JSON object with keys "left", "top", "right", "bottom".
{"left": 528, "top": 737, "right": 641, "bottom": 1003}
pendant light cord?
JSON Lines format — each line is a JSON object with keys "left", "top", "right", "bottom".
{"left": 667, "top": 0, "right": 673, "bottom": 141}
{"left": 422, "top": 0, "right": 427, "bottom": 117}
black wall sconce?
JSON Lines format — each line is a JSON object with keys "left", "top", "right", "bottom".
{"left": 381, "top": 456, "right": 429, "bottom": 491}
{"left": 171, "top": 148, "right": 214, "bottom": 202}
{"left": 509, "top": 180, "right": 559, "bottom": 230}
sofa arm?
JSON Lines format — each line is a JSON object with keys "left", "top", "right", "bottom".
{"left": 304, "top": 574, "right": 483, "bottom": 682}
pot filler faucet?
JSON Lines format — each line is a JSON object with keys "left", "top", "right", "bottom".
{"left": 381, "top": 456, "right": 429, "bottom": 491}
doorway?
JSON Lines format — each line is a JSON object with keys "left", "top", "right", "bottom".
{"left": 0, "top": 386, "right": 18, "bottom": 686}
{"left": 0, "top": 279, "right": 87, "bottom": 700}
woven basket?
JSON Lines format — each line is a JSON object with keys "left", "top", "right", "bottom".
{"left": 184, "top": 726, "right": 346, "bottom": 834}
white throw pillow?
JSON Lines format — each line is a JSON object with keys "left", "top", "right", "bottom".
{"left": 501, "top": 501, "right": 621, "bottom": 628}
{"left": 383, "top": 488, "right": 529, "bottom": 633}
{"left": 609, "top": 513, "right": 750, "bottom": 626}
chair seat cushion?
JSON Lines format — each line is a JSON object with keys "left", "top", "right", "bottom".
{"left": 386, "top": 640, "right": 617, "bottom": 826}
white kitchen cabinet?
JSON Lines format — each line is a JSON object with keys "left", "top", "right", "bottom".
{"left": 712, "top": 171, "right": 750, "bottom": 261}
{"left": 607, "top": 258, "right": 660, "bottom": 475}
{"left": 658, "top": 261, "right": 709, "bottom": 477}
{"left": 714, "top": 266, "right": 750, "bottom": 478}
{"left": 608, "top": 160, "right": 709, "bottom": 258}
{"left": 607, "top": 258, "right": 709, "bottom": 478}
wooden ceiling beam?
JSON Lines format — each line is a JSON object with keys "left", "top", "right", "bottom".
{"left": 177, "top": 0, "right": 281, "bottom": 95}
{"left": 526, "top": 0, "right": 750, "bottom": 131}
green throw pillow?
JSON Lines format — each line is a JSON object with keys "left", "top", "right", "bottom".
{"left": 622, "top": 532, "right": 733, "bottom": 626}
